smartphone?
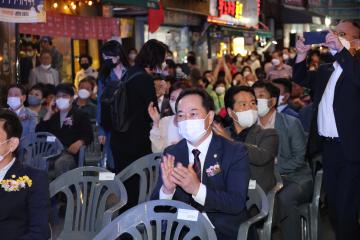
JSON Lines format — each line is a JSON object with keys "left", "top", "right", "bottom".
{"left": 303, "top": 31, "right": 328, "bottom": 45}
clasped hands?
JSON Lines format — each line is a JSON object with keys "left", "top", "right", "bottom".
{"left": 161, "top": 154, "right": 200, "bottom": 196}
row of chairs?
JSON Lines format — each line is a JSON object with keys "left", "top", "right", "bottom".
{"left": 19, "top": 132, "right": 323, "bottom": 240}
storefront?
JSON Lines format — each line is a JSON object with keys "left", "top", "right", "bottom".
{"left": 207, "top": 0, "right": 265, "bottom": 62}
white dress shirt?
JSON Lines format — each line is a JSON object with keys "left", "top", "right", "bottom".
{"left": 317, "top": 62, "right": 342, "bottom": 138}
{"left": 158, "top": 96, "right": 164, "bottom": 111}
{"left": 258, "top": 110, "right": 276, "bottom": 130}
{"left": 0, "top": 158, "right": 16, "bottom": 182}
{"left": 159, "top": 132, "right": 214, "bottom": 227}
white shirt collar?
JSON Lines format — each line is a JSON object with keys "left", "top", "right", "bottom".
{"left": 277, "top": 104, "right": 288, "bottom": 113}
{"left": 0, "top": 158, "right": 16, "bottom": 182}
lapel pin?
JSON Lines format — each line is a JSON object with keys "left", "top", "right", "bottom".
{"left": 11, "top": 175, "right": 16, "bottom": 178}
{"left": 214, "top": 154, "right": 217, "bottom": 159}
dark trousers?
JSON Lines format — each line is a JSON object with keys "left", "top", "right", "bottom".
{"left": 322, "top": 140, "right": 360, "bottom": 240}
{"left": 278, "top": 178, "right": 313, "bottom": 240}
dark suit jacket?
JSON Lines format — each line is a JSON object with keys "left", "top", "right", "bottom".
{"left": 244, "top": 125, "right": 278, "bottom": 193}
{"left": 0, "top": 160, "right": 50, "bottom": 240}
{"left": 160, "top": 97, "right": 173, "bottom": 118}
{"left": 151, "top": 134, "right": 250, "bottom": 240}
{"left": 293, "top": 49, "right": 360, "bottom": 162}
{"left": 36, "top": 107, "right": 93, "bottom": 149}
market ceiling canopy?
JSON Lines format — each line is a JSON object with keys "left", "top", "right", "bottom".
{"left": 19, "top": 11, "right": 119, "bottom": 40}
{"left": 101, "top": 0, "right": 160, "bottom": 9}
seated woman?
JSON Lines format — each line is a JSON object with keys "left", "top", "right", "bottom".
{"left": 213, "top": 86, "right": 279, "bottom": 193}
{"left": 27, "top": 83, "right": 48, "bottom": 122}
{"left": 0, "top": 109, "right": 50, "bottom": 239}
{"left": 148, "top": 81, "right": 190, "bottom": 153}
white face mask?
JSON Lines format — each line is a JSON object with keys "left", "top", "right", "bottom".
{"left": 178, "top": 114, "right": 209, "bottom": 144}
{"left": 243, "top": 71, "right": 250, "bottom": 77}
{"left": 339, "top": 37, "right": 351, "bottom": 50}
{"left": 78, "top": 89, "right": 91, "bottom": 99}
{"left": 215, "top": 86, "right": 226, "bottom": 95}
{"left": 176, "top": 67, "right": 182, "bottom": 74}
{"left": 278, "top": 95, "right": 285, "bottom": 106}
{"left": 170, "top": 100, "right": 176, "bottom": 114}
{"left": 271, "top": 59, "right": 281, "bottom": 66}
{"left": 56, "top": 98, "right": 70, "bottom": 111}
{"left": 247, "top": 81, "right": 255, "bottom": 87}
{"left": 234, "top": 110, "right": 258, "bottom": 129}
{"left": 257, "top": 98, "right": 270, "bottom": 117}
{"left": 0, "top": 139, "right": 11, "bottom": 162}
{"left": 41, "top": 64, "right": 51, "bottom": 70}
{"left": 290, "top": 53, "right": 296, "bottom": 59}
{"left": 283, "top": 54, "right": 289, "bottom": 60}
{"left": 7, "top": 97, "right": 22, "bottom": 110}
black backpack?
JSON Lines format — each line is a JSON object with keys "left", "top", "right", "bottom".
{"left": 100, "top": 71, "right": 142, "bottom": 132}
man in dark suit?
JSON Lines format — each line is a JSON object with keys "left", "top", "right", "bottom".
{"left": 0, "top": 109, "right": 50, "bottom": 240}
{"left": 36, "top": 83, "right": 93, "bottom": 177}
{"left": 212, "top": 86, "right": 279, "bottom": 193}
{"left": 151, "top": 88, "right": 250, "bottom": 240}
{"left": 293, "top": 20, "right": 360, "bottom": 239}
{"left": 154, "top": 74, "right": 173, "bottom": 118}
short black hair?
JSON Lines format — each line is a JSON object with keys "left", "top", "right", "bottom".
{"left": 0, "top": 109, "right": 22, "bottom": 140}
{"left": 40, "top": 36, "right": 52, "bottom": 45}
{"left": 153, "top": 73, "right": 165, "bottom": 81}
{"left": 253, "top": 81, "right": 280, "bottom": 107}
{"left": 79, "top": 54, "right": 93, "bottom": 65}
{"left": 272, "top": 78, "right": 292, "bottom": 93}
{"left": 175, "top": 88, "right": 215, "bottom": 113}
{"left": 232, "top": 72, "right": 243, "bottom": 80}
{"left": 43, "top": 84, "right": 56, "bottom": 98}
{"left": 55, "top": 83, "right": 75, "bottom": 96}
{"left": 187, "top": 55, "right": 196, "bottom": 65}
{"left": 29, "top": 83, "right": 46, "bottom": 97}
{"left": 135, "top": 39, "right": 167, "bottom": 70}
{"left": 8, "top": 84, "right": 26, "bottom": 96}
{"left": 79, "top": 76, "right": 96, "bottom": 90}
{"left": 224, "top": 86, "right": 257, "bottom": 110}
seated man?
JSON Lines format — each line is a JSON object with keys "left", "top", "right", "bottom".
{"left": 151, "top": 88, "right": 250, "bottom": 240}
{"left": 212, "top": 86, "right": 279, "bottom": 193}
{"left": 0, "top": 110, "right": 50, "bottom": 239}
{"left": 36, "top": 83, "right": 93, "bottom": 177}
{"left": 272, "top": 78, "right": 299, "bottom": 118}
{"left": 73, "top": 77, "right": 97, "bottom": 120}
{"left": 253, "top": 81, "right": 313, "bottom": 240}
{"left": 7, "top": 84, "right": 37, "bottom": 139}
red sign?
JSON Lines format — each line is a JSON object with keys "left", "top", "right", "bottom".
{"left": 19, "top": 11, "right": 119, "bottom": 40}
{"left": 218, "top": 0, "right": 243, "bottom": 19}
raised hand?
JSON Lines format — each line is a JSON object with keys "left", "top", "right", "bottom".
{"left": 160, "top": 154, "right": 176, "bottom": 194}
{"left": 295, "top": 37, "right": 311, "bottom": 63}
{"left": 171, "top": 162, "right": 200, "bottom": 196}
{"left": 323, "top": 31, "right": 343, "bottom": 52}
{"left": 148, "top": 102, "right": 160, "bottom": 127}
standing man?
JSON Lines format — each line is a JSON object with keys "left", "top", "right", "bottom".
{"left": 28, "top": 50, "right": 60, "bottom": 87}
{"left": 151, "top": 88, "right": 250, "bottom": 240}
{"left": 293, "top": 20, "right": 360, "bottom": 239}
{"left": 39, "top": 36, "right": 63, "bottom": 73}
{"left": 267, "top": 50, "right": 293, "bottom": 81}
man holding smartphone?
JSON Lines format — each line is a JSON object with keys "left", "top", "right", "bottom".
{"left": 293, "top": 20, "right": 360, "bottom": 240}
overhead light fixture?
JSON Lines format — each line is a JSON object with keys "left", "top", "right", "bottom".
{"left": 325, "top": 16, "right": 331, "bottom": 27}
{"left": 53, "top": 2, "right": 58, "bottom": 8}
{"left": 272, "top": 40, "right": 278, "bottom": 45}
{"left": 113, "top": 7, "right": 127, "bottom": 11}
{"left": 64, "top": 5, "right": 69, "bottom": 10}
{"left": 71, "top": 4, "right": 76, "bottom": 10}
{"left": 88, "top": 0, "right": 93, "bottom": 6}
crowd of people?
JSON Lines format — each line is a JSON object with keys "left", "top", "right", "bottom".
{"left": 0, "top": 19, "right": 359, "bottom": 240}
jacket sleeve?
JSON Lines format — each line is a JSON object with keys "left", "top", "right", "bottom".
{"left": 293, "top": 60, "right": 317, "bottom": 91}
{"left": 35, "top": 118, "right": 52, "bottom": 133}
{"left": 334, "top": 48, "right": 360, "bottom": 89}
{"left": 19, "top": 169, "right": 50, "bottom": 240}
{"left": 204, "top": 144, "right": 250, "bottom": 214}
{"left": 78, "top": 112, "right": 93, "bottom": 145}
{"left": 245, "top": 129, "right": 279, "bottom": 167}
{"left": 278, "top": 118, "right": 307, "bottom": 173}
{"left": 28, "top": 69, "right": 36, "bottom": 88}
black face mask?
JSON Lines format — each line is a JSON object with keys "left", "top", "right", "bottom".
{"left": 99, "top": 58, "right": 118, "bottom": 79}
{"left": 80, "top": 63, "right": 90, "bottom": 70}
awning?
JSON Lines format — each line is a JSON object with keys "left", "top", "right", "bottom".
{"left": 281, "top": 6, "right": 324, "bottom": 24}
{"left": 101, "top": 0, "right": 159, "bottom": 9}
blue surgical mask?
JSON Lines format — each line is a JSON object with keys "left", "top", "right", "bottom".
{"left": 28, "top": 95, "right": 42, "bottom": 106}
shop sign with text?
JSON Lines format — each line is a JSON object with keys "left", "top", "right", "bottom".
{"left": 0, "top": 0, "right": 46, "bottom": 23}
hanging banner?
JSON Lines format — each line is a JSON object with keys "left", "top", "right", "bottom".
{"left": 19, "top": 12, "right": 119, "bottom": 40}
{"left": 0, "top": 0, "right": 46, "bottom": 23}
